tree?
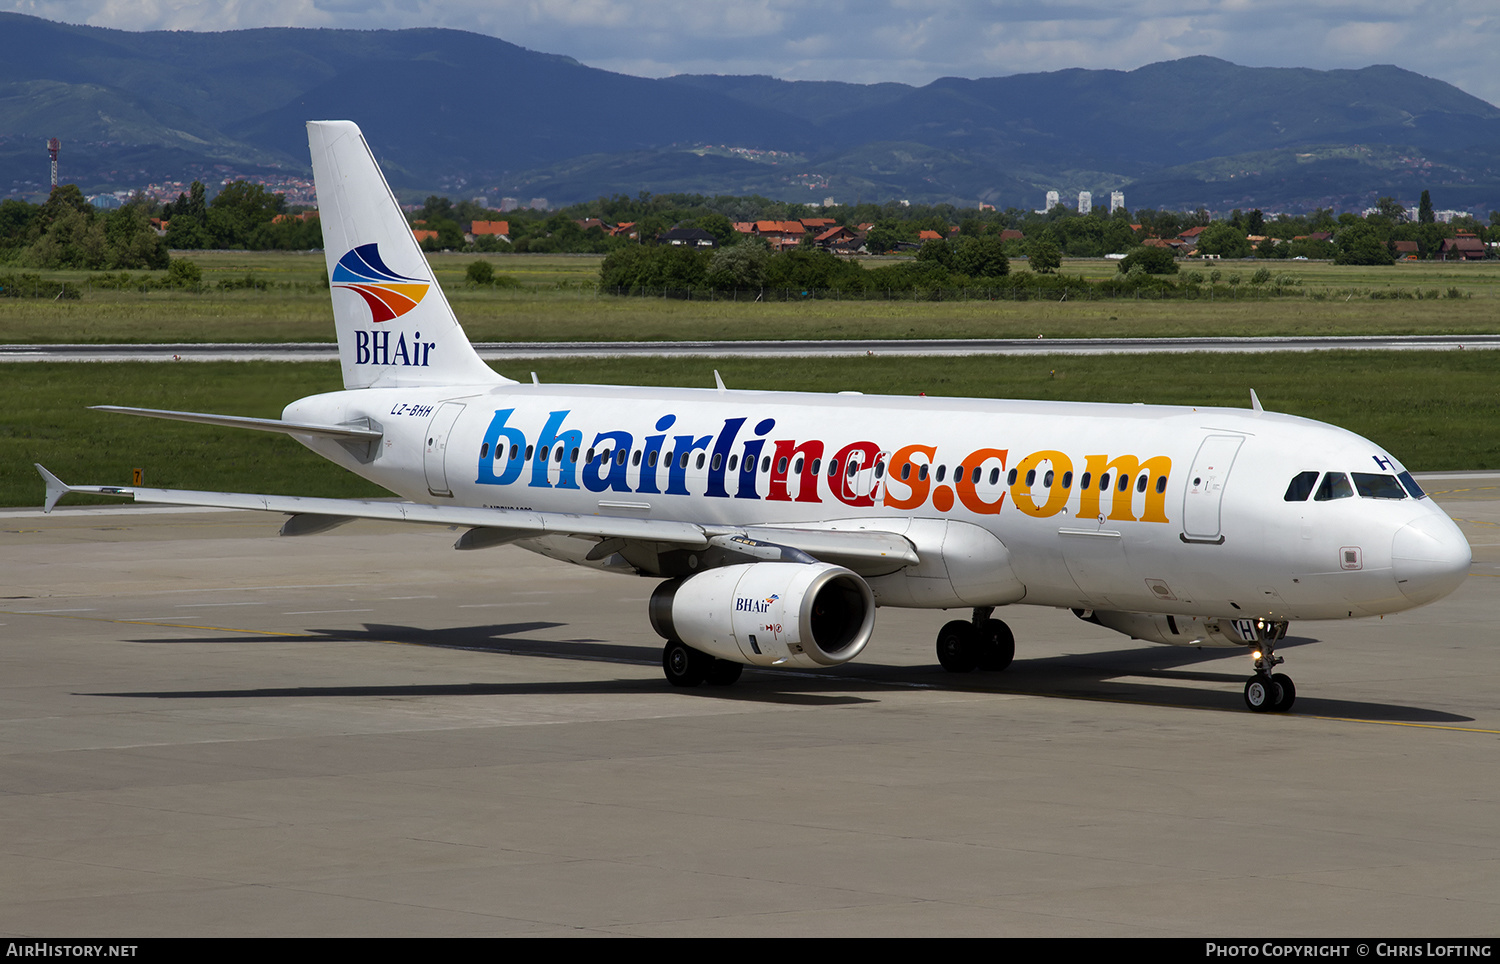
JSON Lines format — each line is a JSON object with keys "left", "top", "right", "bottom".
{"left": 1117, "top": 246, "right": 1178, "bottom": 275}
{"left": 1376, "top": 197, "right": 1408, "bottom": 224}
{"left": 1026, "top": 238, "right": 1061, "bottom": 273}
{"left": 1419, "top": 191, "right": 1435, "bottom": 224}
{"left": 706, "top": 244, "right": 769, "bottom": 289}
{"left": 1195, "top": 222, "right": 1251, "bottom": 259}
{"left": 465, "top": 260, "right": 495, "bottom": 286}
{"left": 951, "top": 235, "right": 1008, "bottom": 278}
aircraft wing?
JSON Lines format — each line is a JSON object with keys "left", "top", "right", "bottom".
{"left": 35, "top": 465, "right": 919, "bottom": 573}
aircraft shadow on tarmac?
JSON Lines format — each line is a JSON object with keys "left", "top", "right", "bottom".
{"left": 101, "top": 618, "right": 1477, "bottom": 723}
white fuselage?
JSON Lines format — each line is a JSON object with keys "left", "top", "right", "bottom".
{"left": 284, "top": 381, "right": 1471, "bottom": 626}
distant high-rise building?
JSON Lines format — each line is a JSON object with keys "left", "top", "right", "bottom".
{"left": 499, "top": 197, "right": 519, "bottom": 212}
{"left": 528, "top": 197, "right": 549, "bottom": 211}
{"left": 1045, "top": 190, "right": 1059, "bottom": 211}
{"left": 1078, "top": 191, "right": 1092, "bottom": 215}
{"left": 1110, "top": 191, "right": 1125, "bottom": 214}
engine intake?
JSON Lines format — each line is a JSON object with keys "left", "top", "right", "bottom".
{"left": 650, "top": 562, "right": 876, "bottom": 669}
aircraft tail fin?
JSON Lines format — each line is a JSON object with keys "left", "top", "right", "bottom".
{"left": 307, "top": 121, "right": 511, "bottom": 390}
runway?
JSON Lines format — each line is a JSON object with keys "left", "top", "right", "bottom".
{"left": 4, "top": 333, "right": 1500, "bottom": 363}
{"left": 1, "top": 477, "right": 1497, "bottom": 936}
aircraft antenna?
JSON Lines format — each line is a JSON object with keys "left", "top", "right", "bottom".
{"left": 1250, "top": 389, "right": 1264, "bottom": 414}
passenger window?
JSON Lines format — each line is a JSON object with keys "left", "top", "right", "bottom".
{"left": 1136, "top": 474, "right": 1147, "bottom": 493}
{"left": 1154, "top": 476, "right": 1166, "bottom": 494}
{"left": 712, "top": 453, "right": 721, "bottom": 471}
{"left": 971, "top": 466, "right": 981, "bottom": 485}
{"left": 937, "top": 465, "right": 947, "bottom": 483}
{"left": 1352, "top": 473, "right": 1406, "bottom": 500}
{"left": 989, "top": 467, "right": 1000, "bottom": 485}
{"left": 1062, "top": 471, "right": 1073, "bottom": 489}
{"left": 696, "top": 453, "right": 706, "bottom": 470}
{"left": 777, "top": 457, "right": 788, "bottom": 474}
{"left": 1043, "top": 470, "right": 1054, "bottom": 487}
{"left": 648, "top": 450, "right": 658, "bottom": 467}
{"left": 875, "top": 461, "right": 885, "bottom": 479}
{"left": 901, "top": 463, "right": 911, "bottom": 481}
{"left": 1284, "top": 471, "right": 1318, "bottom": 501}
{"left": 762, "top": 456, "right": 771, "bottom": 473}
{"left": 1080, "top": 472, "right": 1091, "bottom": 489}
{"left": 919, "top": 464, "right": 929, "bottom": 482}
{"left": 632, "top": 450, "right": 641, "bottom": 466}
{"left": 1007, "top": 468, "right": 1018, "bottom": 485}
{"left": 618, "top": 449, "right": 629, "bottom": 466}
{"left": 557, "top": 447, "right": 565, "bottom": 463}
{"left": 794, "top": 457, "right": 804, "bottom": 474}
{"left": 728, "top": 455, "right": 738, "bottom": 472}
{"left": 1314, "top": 472, "right": 1353, "bottom": 501}
{"left": 1398, "top": 471, "right": 1426, "bottom": 499}
{"left": 1099, "top": 473, "right": 1110, "bottom": 490}
{"left": 480, "top": 443, "right": 489, "bottom": 458}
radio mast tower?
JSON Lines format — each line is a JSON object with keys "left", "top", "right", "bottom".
{"left": 47, "top": 138, "right": 60, "bottom": 187}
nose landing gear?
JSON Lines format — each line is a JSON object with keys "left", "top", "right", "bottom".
{"left": 1238, "top": 618, "right": 1295, "bottom": 713}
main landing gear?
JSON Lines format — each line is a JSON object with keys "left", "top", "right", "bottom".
{"left": 1241, "top": 619, "right": 1295, "bottom": 713}
{"left": 936, "top": 607, "right": 1015, "bottom": 674}
{"left": 662, "top": 639, "right": 742, "bottom": 688}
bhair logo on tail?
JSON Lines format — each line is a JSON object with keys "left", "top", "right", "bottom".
{"left": 332, "top": 243, "right": 429, "bottom": 322}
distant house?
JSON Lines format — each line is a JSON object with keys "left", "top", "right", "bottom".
{"left": 413, "top": 229, "right": 439, "bottom": 243}
{"left": 1177, "top": 225, "right": 1208, "bottom": 243}
{"left": 917, "top": 229, "right": 944, "bottom": 242}
{"left": 658, "top": 227, "right": 717, "bottom": 248}
{"left": 468, "top": 220, "right": 510, "bottom": 243}
{"left": 814, "top": 225, "right": 858, "bottom": 250}
{"left": 998, "top": 229, "right": 1025, "bottom": 243}
{"left": 1438, "top": 236, "right": 1486, "bottom": 261}
{"left": 1392, "top": 240, "right": 1420, "bottom": 259}
{"left": 752, "top": 220, "right": 806, "bottom": 250}
{"left": 609, "top": 222, "right": 639, "bottom": 240}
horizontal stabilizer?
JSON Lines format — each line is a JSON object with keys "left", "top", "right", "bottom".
{"left": 90, "top": 406, "right": 383, "bottom": 441}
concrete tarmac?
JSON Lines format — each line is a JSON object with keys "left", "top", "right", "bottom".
{"left": 1, "top": 478, "right": 1497, "bottom": 936}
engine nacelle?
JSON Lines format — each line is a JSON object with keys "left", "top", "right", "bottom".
{"left": 1073, "top": 609, "right": 1288, "bottom": 648}
{"left": 650, "top": 562, "right": 876, "bottom": 669}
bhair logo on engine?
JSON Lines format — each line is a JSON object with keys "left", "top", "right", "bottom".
{"left": 735, "top": 593, "right": 780, "bottom": 613}
{"left": 332, "top": 243, "right": 429, "bottom": 322}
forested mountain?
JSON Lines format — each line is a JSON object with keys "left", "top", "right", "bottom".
{"left": 3, "top": 12, "right": 1498, "bottom": 212}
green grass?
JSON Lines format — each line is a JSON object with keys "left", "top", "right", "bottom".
{"left": 2, "top": 251, "right": 1498, "bottom": 344}
{"left": 6, "top": 350, "right": 1497, "bottom": 508}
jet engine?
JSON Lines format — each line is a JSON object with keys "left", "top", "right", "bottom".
{"left": 650, "top": 562, "right": 876, "bottom": 669}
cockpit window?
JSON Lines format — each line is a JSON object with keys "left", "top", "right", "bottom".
{"left": 1284, "top": 471, "right": 1319, "bottom": 502}
{"left": 1397, "top": 471, "right": 1427, "bottom": 500}
{"left": 1352, "top": 473, "right": 1407, "bottom": 500}
{"left": 1313, "top": 472, "right": 1353, "bottom": 501}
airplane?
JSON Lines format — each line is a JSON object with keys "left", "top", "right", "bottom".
{"left": 37, "top": 121, "right": 1472, "bottom": 712}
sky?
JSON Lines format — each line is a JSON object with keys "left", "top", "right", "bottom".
{"left": 7, "top": 1, "right": 1499, "bottom": 108}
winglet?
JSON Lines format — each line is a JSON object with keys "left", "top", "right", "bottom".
{"left": 1249, "top": 389, "right": 1264, "bottom": 414}
{"left": 714, "top": 370, "right": 727, "bottom": 393}
{"left": 35, "top": 464, "right": 70, "bottom": 513}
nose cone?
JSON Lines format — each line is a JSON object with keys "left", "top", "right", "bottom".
{"left": 1392, "top": 513, "right": 1471, "bottom": 606}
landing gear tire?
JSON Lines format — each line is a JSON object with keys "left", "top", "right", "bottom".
{"left": 663, "top": 640, "right": 711, "bottom": 687}
{"left": 706, "top": 659, "right": 744, "bottom": 687}
{"left": 977, "top": 619, "right": 1015, "bottom": 671}
{"left": 936, "top": 620, "right": 980, "bottom": 673}
{"left": 1271, "top": 673, "right": 1296, "bottom": 712}
{"left": 1244, "top": 676, "right": 1279, "bottom": 712}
